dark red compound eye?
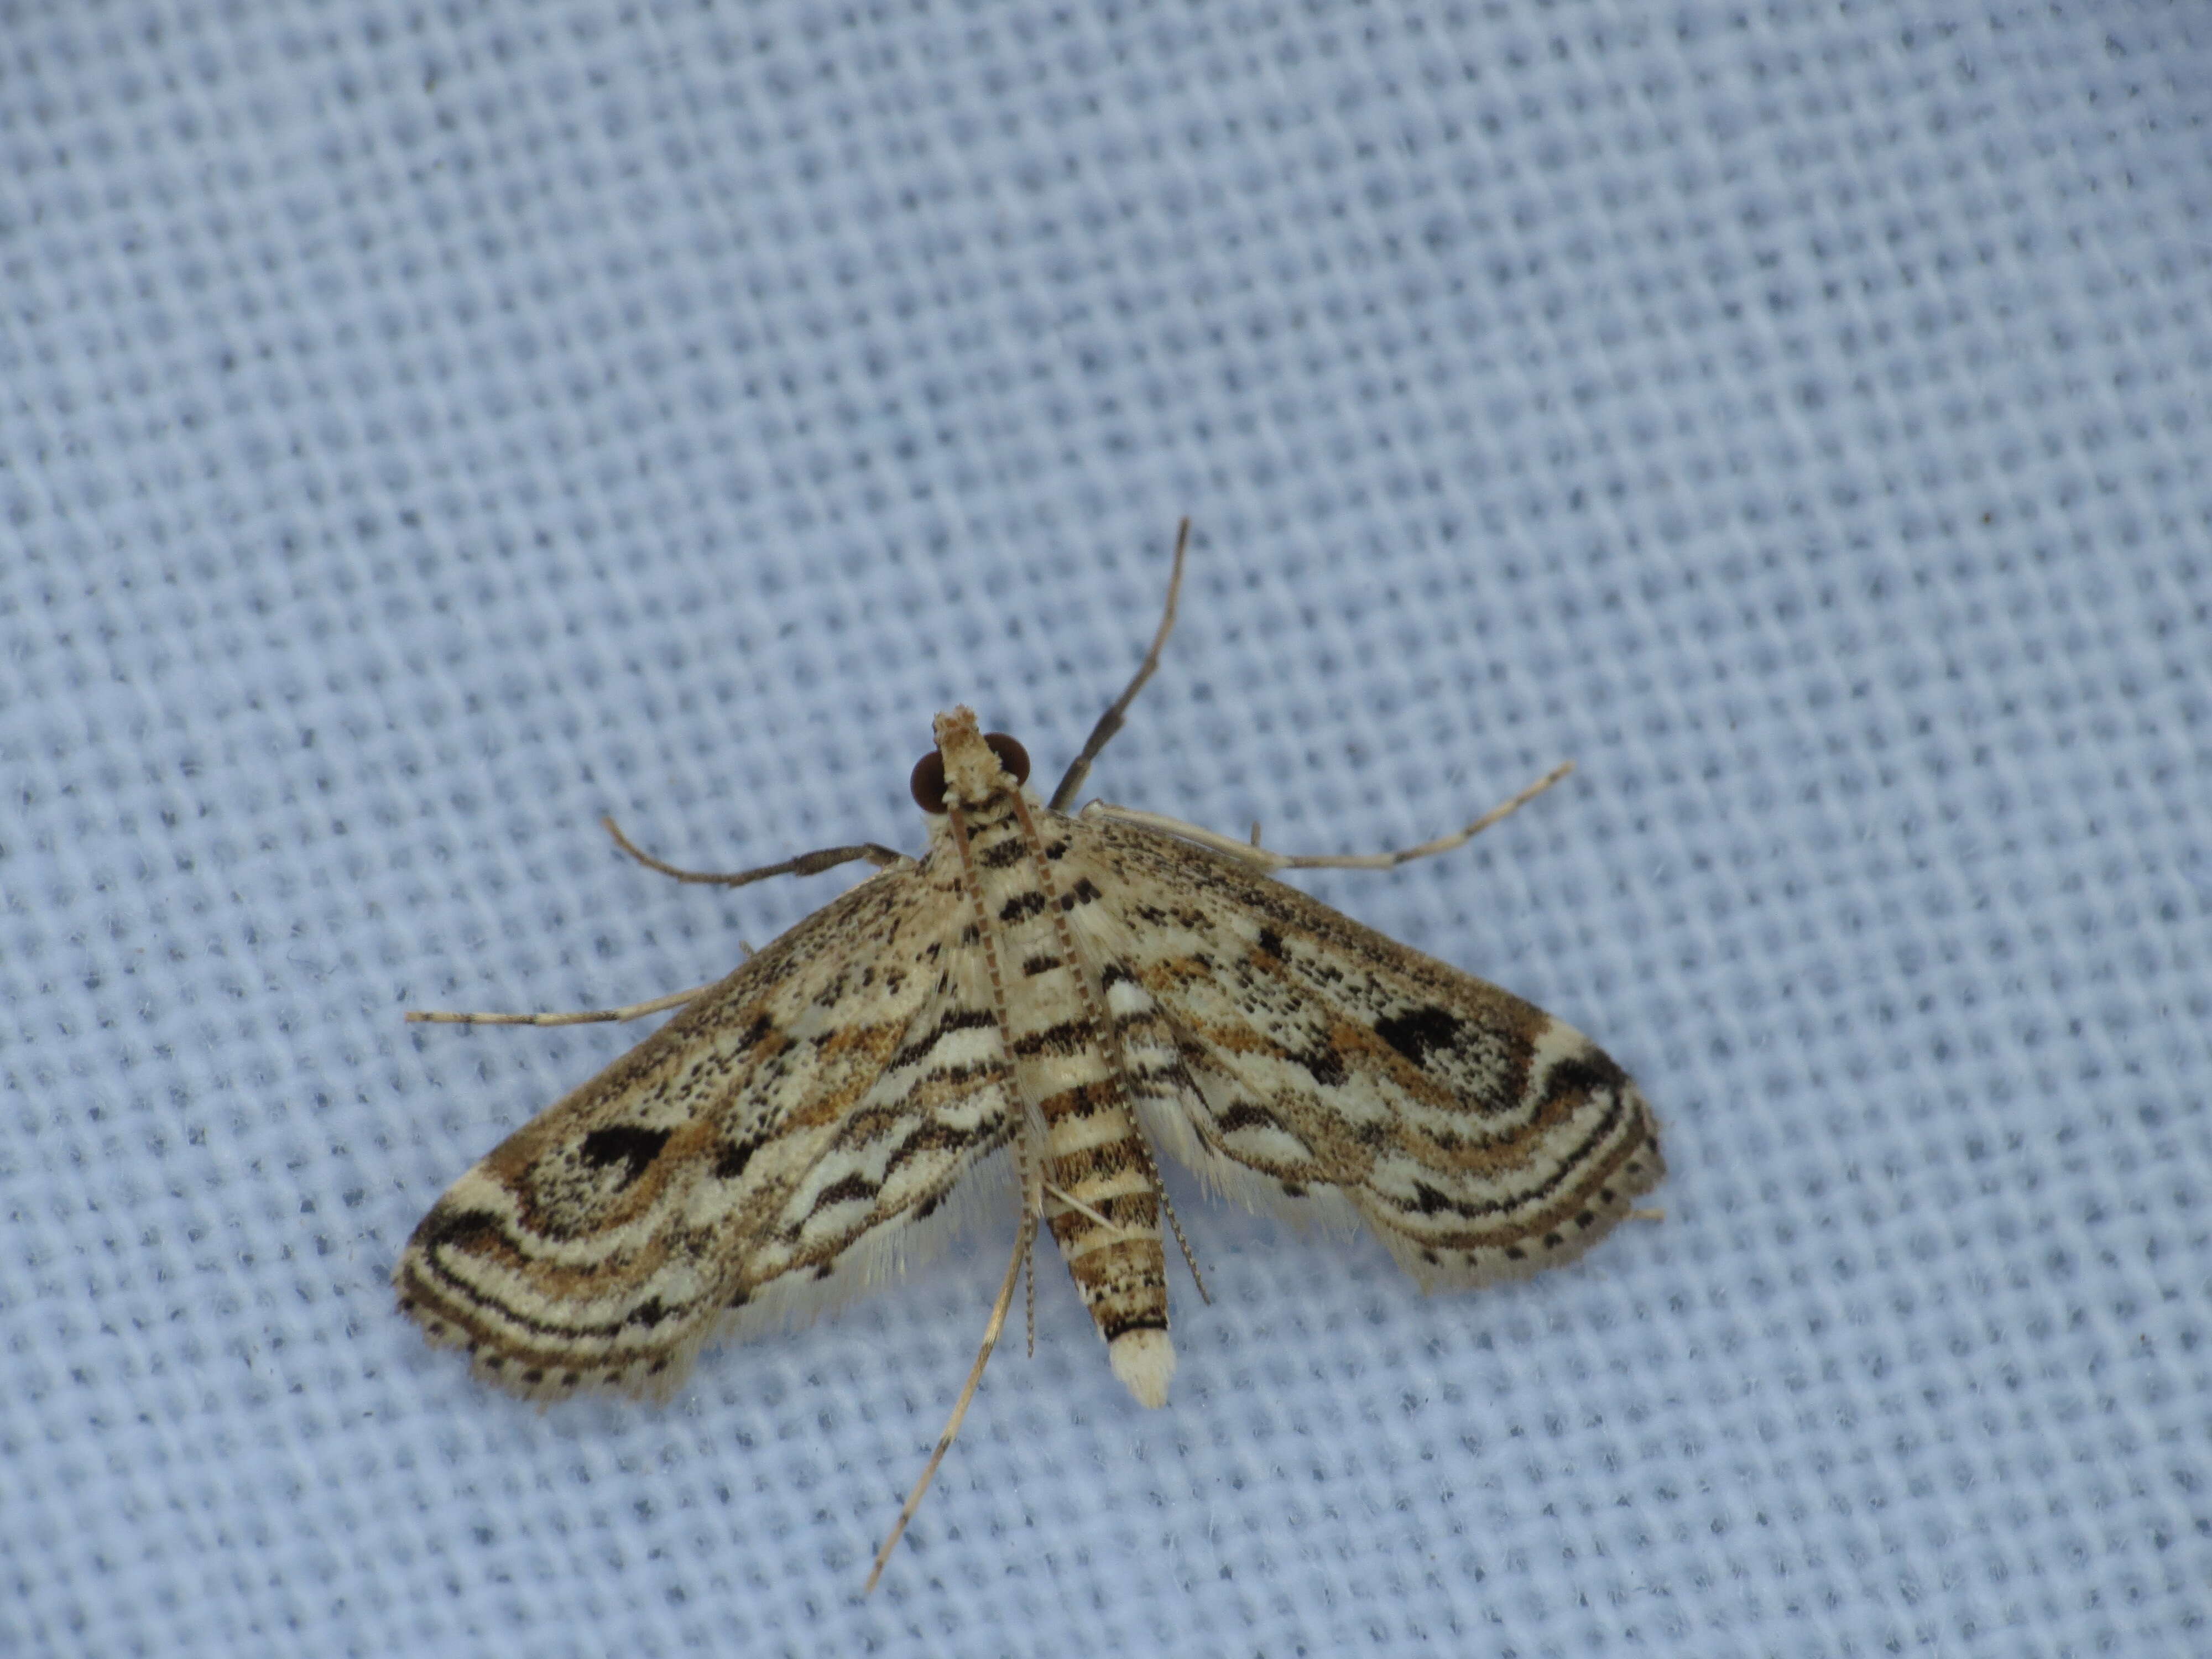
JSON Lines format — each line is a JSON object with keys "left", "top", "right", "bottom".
{"left": 984, "top": 733, "right": 1031, "bottom": 785}
{"left": 909, "top": 750, "right": 948, "bottom": 813}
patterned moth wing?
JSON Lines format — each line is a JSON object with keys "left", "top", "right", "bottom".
{"left": 1061, "top": 812, "right": 1664, "bottom": 1287}
{"left": 394, "top": 854, "right": 1024, "bottom": 1401}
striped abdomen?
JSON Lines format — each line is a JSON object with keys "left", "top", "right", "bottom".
{"left": 947, "top": 780, "right": 1174, "bottom": 1406}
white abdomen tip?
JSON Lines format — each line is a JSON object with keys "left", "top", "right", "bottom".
{"left": 1108, "top": 1328, "right": 1175, "bottom": 1408}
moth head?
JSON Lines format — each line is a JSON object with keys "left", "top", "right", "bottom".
{"left": 914, "top": 706, "right": 1031, "bottom": 812}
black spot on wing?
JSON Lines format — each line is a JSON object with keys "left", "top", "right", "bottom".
{"left": 998, "top": 890, "right": 1048, "bottom": 922}
{"left": 1411, "top": 1180, "right": 1454, "bottom": 1215}
{"left": 977, "top": 836, "right": 1030, "bottom": 869}
{"left": 415, "top": 1205, "right": 503, "bottom": 1253}
{"left": 1039, "top": 1080, "right": 1115, "bottom": 1119}
{"left": 1296, "top": 1044, "right": 1349, "bottom": 1089}
{"left": 1540, "top": 1049, "right": 1629, "bottom": 1104}
{"left": 890, "top": 1006, "right": 998, "bottom": 1071}
{"left": 1215, "top": 1102, "right": 1281, "bottom": 1136}
{"left": 810, "top": 1172, "right": 880, "bottom": 1214}
{"left": 882, "top": 1113, "right": 1008, "bottom": 1175}
{"left": 1256, "top": 926, "right": 1285, "bottom": 959}
{"left": 577, "top": 1126, "right": 672, "bottom": 1187}
{"left": 1011, "top": 1018, "right": 1094, "bottom": 1058}
{"left": 715, "top": 1136, "right": 761, "bottom": 1180}
{"left": 1374, "top": 1005, "right": 1462, "bottom": 1067}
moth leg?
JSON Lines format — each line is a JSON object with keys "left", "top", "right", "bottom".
{"left": 1042, "top": 1181, "right": 1139, "bottom": 1237}
{"left": 1047, "top": 518, "right": 1192, "bottom": 812}
{"left": 404, "top": 983, "right": 712, "bottom": 1026}
{"left": 1085, "top": 760, "right": 1575, "bottom": 874}
{"left": 603, "top": 816, "right": 908, "bottom": 888}
{"left": 866, "top": 1211, "right": 1036, "bottom": 1595}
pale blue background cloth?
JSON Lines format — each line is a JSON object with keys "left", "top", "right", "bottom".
{"left": 4, "top": 4, "right": 2207, "bottom": 1655}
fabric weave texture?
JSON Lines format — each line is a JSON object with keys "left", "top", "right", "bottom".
{"left": 3, "top": 4, "right": 2206, "bottom": 1656}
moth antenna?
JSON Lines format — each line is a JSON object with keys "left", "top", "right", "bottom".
{"left": 1114, "top": 1141, "right": 1212, "bottom": 1307}
{"left": 1048, "top": 518, "right": 1191, "bottom": 812}
{"left": 865, "top": 1211, "right": 1035, "bottom": 1595}
{"left": 1156, "top": 1180, "right": 1209, "bottom": 1306}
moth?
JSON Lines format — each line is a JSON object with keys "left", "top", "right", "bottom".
{"left": 395, "top": 523, "right": 1663, "bottom": 1588}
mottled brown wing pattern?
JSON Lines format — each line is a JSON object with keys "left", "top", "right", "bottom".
{"left": 394, "top": 860, "right": 1019, "bottom": 1401}
{"left": 1064, "top": 812, "right": 1663, "bottom": 1288}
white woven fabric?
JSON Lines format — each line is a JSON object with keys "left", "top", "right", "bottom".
{"left": 6, "top": 4, "right": 2207, "bottom": 1655}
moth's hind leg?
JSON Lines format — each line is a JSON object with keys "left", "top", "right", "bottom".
{"left": 1048, "top": 518, "right": 1192, "bottom": 812}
